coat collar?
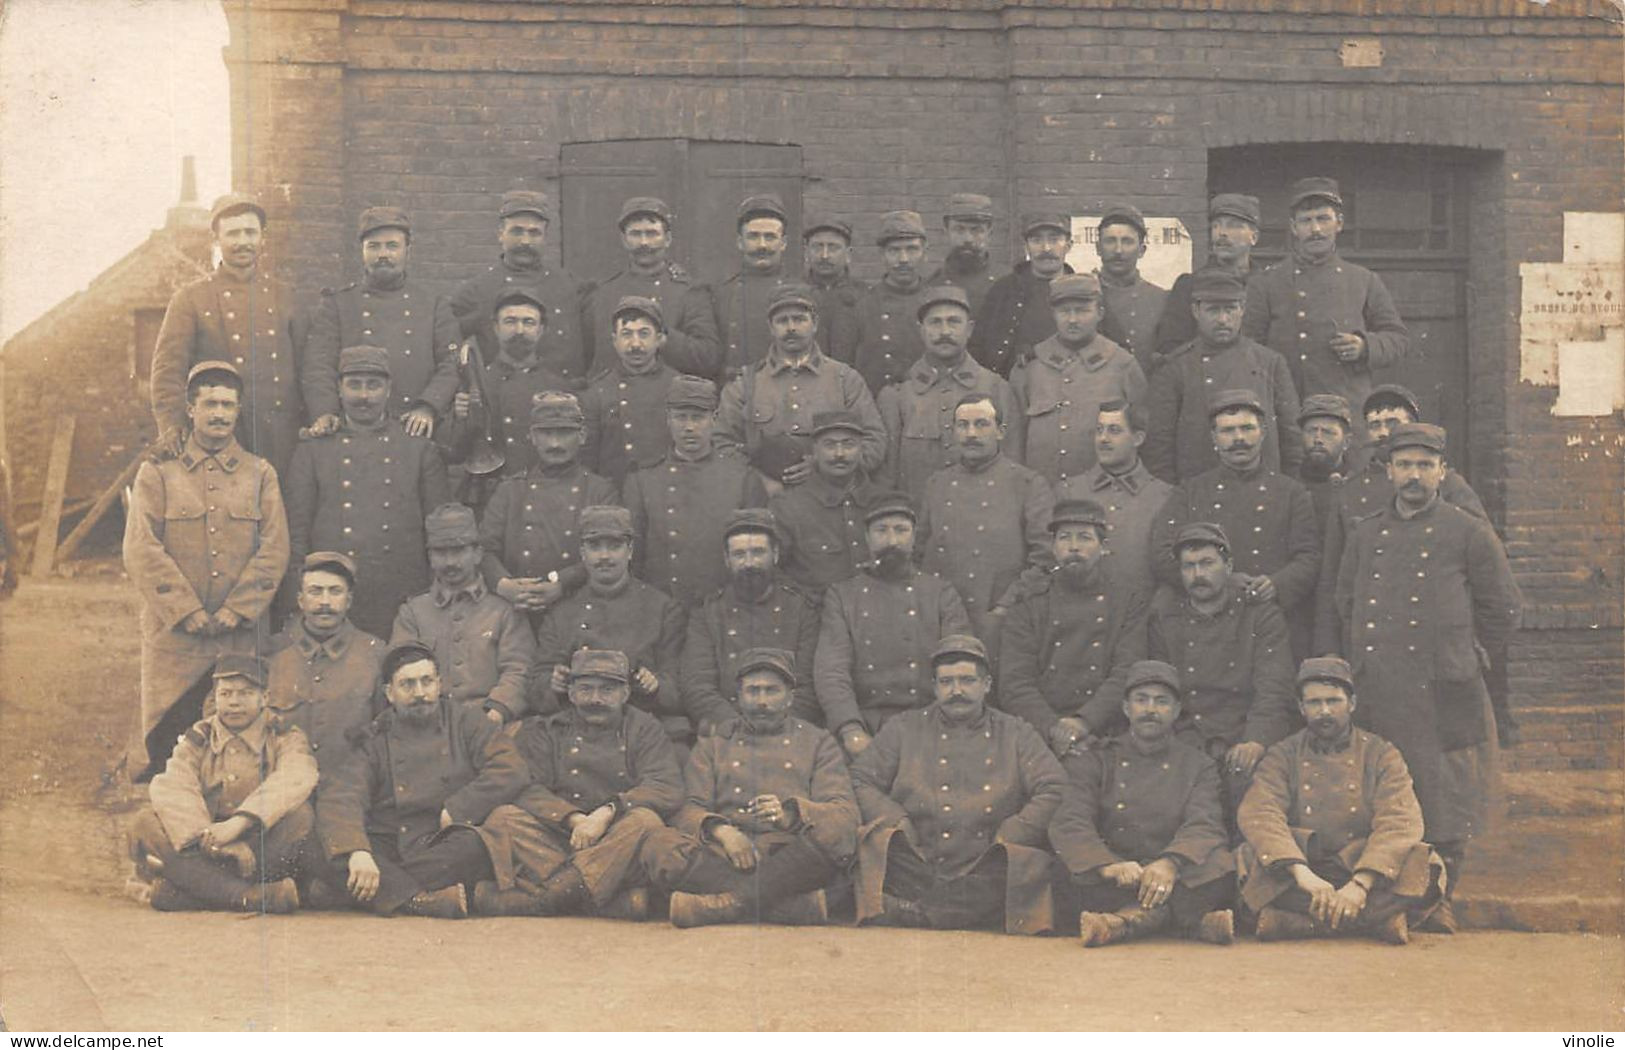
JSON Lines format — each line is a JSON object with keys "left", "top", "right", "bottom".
{"left": 766, "top": 346, "right": 828, "bottom": 375}
{"left": 292, "top": 619, "right": 356, "bottom": 661}
{"left": 906, "top": 353, "right": 978, "bottom": 392}
{"left": 179, "top": 436, "right": 245, "bottom": 473}
{"left": 1034, "top": 335, "right": 1112, "bottom": 373}
{"left": 1088, "top": 460, "right": 1152, "bottom": 495}
{"left": 206, "top": 711, "right": 270, "bottom": 754}
{"left": 431, "top": 575, "right": 488, "bottom": 607}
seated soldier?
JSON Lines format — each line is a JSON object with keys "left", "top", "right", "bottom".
{"left": 639, "top": 648, "right": 859, "bottom": 928}
{"left": 852, "top": 635, "right": 1067, "bottom": 934}
{"left": 1237, "top": 657, "right": 1445, "bottom": 945}
{"left": 473, "top": 649, "right": 684, "bottom": 919}
{"left": 1049, "top": 660, "right": 1237, "bottom": 947}
{"left": 129, "top": 655, "right": 317, "bottom": 913}
{"left": 313, "top": 641, "right": 528, "bottom": 918}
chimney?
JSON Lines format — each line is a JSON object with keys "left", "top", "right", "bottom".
{"left": 179, "top": 156, "right": 198, "bottom": 204}
{"left": 166, "top": 155, "right": 208, "bottom": 232}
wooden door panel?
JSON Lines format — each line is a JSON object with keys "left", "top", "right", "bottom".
{"left": 685, "top": 142, "right": 804, "bottom": 285}
{"left": 560, "top": 139, "right": 683, "bottom": 284}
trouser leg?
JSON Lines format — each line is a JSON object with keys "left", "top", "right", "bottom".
{"left": 570, "top": 808, "right": 664, "bottom": 908}
{"left": 1169, "top": 873, "right": 1237, "bottom": 930}
{"left": 138, "top": 674, "right": 212, "bottom": 784}
{"left": 319, "top": 838, "right": 424, "bottom": 915}
{"left": 883, "top": 838, "right": 1005, "bottom": 930}
{"left": 482, "top": 804, "right": 570, "bottom": 891}
{"left": 251, "top": 803, "right": 315, "bottom": 880}
{"left": 398, "top": 827, "right": 493, "bottom": 896}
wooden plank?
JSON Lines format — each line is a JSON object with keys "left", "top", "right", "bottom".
{"left": 28, "top": 415, "right": 76, "bottom": 579}
{"left": 55, "top": 448, "right": 149, "bottom": 565}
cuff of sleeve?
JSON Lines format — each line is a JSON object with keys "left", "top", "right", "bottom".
{"left": 700, "top": 815, "right": 730, "bottom": 842}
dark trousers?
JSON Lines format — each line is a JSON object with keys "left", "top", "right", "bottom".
{"left": 138, "top": 673, "right": 213, "bottom": 783}
{"left": 641, "top": 828, "right": 836, "bottom": 913}
{"left": 1066, "top": 870, "right": 1237, "bottom": 931}
{"left": 1272, "top": 856, "right": 1412, "bottom": 928}
{"left": 319, "top": 828, "right": 494, "bottom": 914}
{"left": 882, "top": 837, "right": 1007, "bottom": 931}
{"left": 130, "top": 803, "right": 314, "bottom": 909}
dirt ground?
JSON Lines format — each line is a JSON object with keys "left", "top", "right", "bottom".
{"left": 2, "top": 570, "right": 1622, "bottom": 1032}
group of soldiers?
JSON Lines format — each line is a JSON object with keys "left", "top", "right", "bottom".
{"left": 121, "top": 174, "right": 1523, "bottom": 945}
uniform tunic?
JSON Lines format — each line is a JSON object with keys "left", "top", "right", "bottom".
{"left": 997, "top": 572, "right": 1148, "bottom": 736}
{"left": 680, "top": 578, "right": 823, "bottom": 730}
{"left": 852, "top": 704, "right": 1067, "bottom": 932}
{"left": 807, "top": 271, "right": 865, "bottom": 366}
{"left": 814, "top": 569, "right": 972, "bottom": 734}
{"left": 1242, "top": 252, "right": 1410, "bottom": 441}
{"left": 1099, "top": 272, "right": 1169, "bottom": 375}
{"left": 447, "top": 256, "right": 590, "bottom": 382}
{"left": 876, "top": 353, "right": 1025, "bottom": 503}
{"left": 266, "top": 619, "right": 385, "bottom": 784}
{"left": 150, "top": 266, "right": 307, "bottom": 480}
{"left": 851, "top": 278, "right": 931, "bottom": 393}
{"left": 389, "top": 579, "right": 536, "bottom": 720}
{"left": 622, "top": 450, "right": 767, "bottom": 607}
{"left": 768, "top": 473, "right": 884, "bottom": 591}
{"left": 1151, "top": 259, "right": 1264, "bottom": 362}
{"left": 1335, "top": 498, "right": 1521, "bottom": 843}
{"left": 1057, "top": 461, "right": 1172, "bottom": 597}
{"left": 1142, "top": 335, "right": 1302, "bottom": 483}
{"left": 477, "top": 464, "right": 618, "bottom": 595}
{"left": 579, "top": 361, "right": 680, "bottom": 487}
{"left": 712, "top": 267, "right": 794, "bottom": 379}
{"left": 302, "top": 279, "right": 462, "bottom": 421}
{"left": 1010, "top": 335, "right": 1146, "bottom": 487}
{"left": 284, "top": 418, "right": 450, "bottom": 637}
{"left": 582, "top": 262, "right": 720, "bottom": 378}
{"left": 714, "top": 347, "right": 886, "bottom": 480}
{"left": 148, "top": 712, "right": 318, "bottom": 850}
{"left": 926, "top": 256, "right": 1002, "bottom": 319}
{"left": 123, "top": 438, "right": 289, "bottom": 772}
{"left": 448, "top": 351, "right": 574, "bottom": 480}
{"left": 969, "top": 262, "right": 1072, "bottom": 378}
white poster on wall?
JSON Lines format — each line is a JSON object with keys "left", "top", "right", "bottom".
{"left": 1065, "top": 215, "right": 1194, "bottom": 290}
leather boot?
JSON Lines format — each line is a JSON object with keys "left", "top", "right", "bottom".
{"left": 148, "top": 878, "right": 197, "bottom": 912}
{"left": 598, "top": 887, "right": 650, "bottom": 922}
{"left": 471, "top": 880, "right": 546, "bottom": 917}
{"left": 1254, "top": 905, "right": 1320, "bottom": 941}
{"left": 1417, "top": 899, "right": 1458, "bottom": 934}
{"left": 400, "top": 884, "right": 468, "bottom": 919}
{"left": 1078, "top": 904, "right": 1170, "bottom": 947}
{"left": 159, "top": 852, "right": 254, "bottom": 910}
{"left": 1188, "top": 908, "right": 1235, "bottom": 946}
{"left": 1370, "top": 911, "right": 1410, "bottom": 945}
{"left": 242, "top": 877, "right": 300, "bottom": 914}
{"left": 876, "top": 894, "right": 933, "bottom": 928}
{"left": 669, "top": 891, "right": 747, "bottom": 928}
{"left": 765, "top": 889, "right": 828, "bottom": 926}
{"left": 535, "top": 864, "right": 592, "bottom": 916}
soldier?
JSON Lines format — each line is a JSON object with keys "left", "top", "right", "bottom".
{"left": 124, "top": 362, "right": 290, "bottom": 782}
{"left": 532, "top": 506, "right": 688, "bottom": 744}
{"left": 1243, "top": 177, "right": 1411, "bottom": 441}
{"left": 679, "top": 509, "right": 822, "bottom": 733}
{"left": 129, "top": 655, "right": 316, "bottom": 914}
{"left": 925, "top": 193, "right": 1002, "bottom": 318}
{"left": 266, "top": 552, "right": 386, "bottom": 785}
{"left": 715, "top": 284, "right": 885, "bottom": 487}
{"left": 303, "top": 207, "right": 461, "bottom": 438}
{"left": 802, "top": 214, "right": 864, "bottom": 366}
{"left": 1296, "top": 393, "right": 1357, "bottom": 528}
{"left": 1095, "top": 203, "right": 1168, "bottom": 373}
{"left": 970, "top": 209, "right": 1075, "bottom": 378}
{"left": 473, "top": 649, "right": 684, "bottom": 918}
{"left": 851, "top": 210, "right": 932, "bottom": 392}
{"left": 478, "top": 391, "right": 618, "bottom": 622}
{"left": 150, "top": 193, "right": 306, "bottom": 477}
{"left": 313, "top": 641, "right": 528, "bottom": 918}
{"left": 767, "top": 410, "right": 886, "bottom": 591}
{"left": 580, "top": 296, "right": 682, "bottom": 487}
{"left": 713, "top": 193, "right": 796, "bottom": 378}
{"left": 285, "top": 346, "right": 450, "bottom": 637}
{"left": 918, "top": 393, "right": 1054, "bottom": 641}
{"left": 1050, "top": 660, "right": 1238, "bottom": 947}
{"left": 1239, "top": 657, "right": 1444, "bottom": 944}
{"left": 877, "top": 285, "right": 1024, "bottom": 503}
{"left": 447, "top": 190, "right": 589, "bottom": 382}
{"left": 582, "top": 196, "right": 720, "bottom": 378}
{"left": 1010, "top": 273, "right": 1146, "bottom": 488}
{"left": 1143, "top": 267, "right": 1302, "bottom": 483}
{"left": 852, "top": 635, "right": 1067, "bottom": 933}
{"left": 814, "top": 492, "right": 972, "bottom": 758}
{"left": 390, "top": 503, "right": 535, "bottom": 725}
{"left": 1148, "top": 523, "right": 1298, "bottom": 822}
{"left": 640, "top": 648, "right": 859, "bottom": 928}
{"left": 998, "top": 498, "right": 1148, "bottom": 755}
{"left": 1058, "top": 398, "right": 1171, "bottom": 596}
{"left": 1332, "top": 423, "right": 1521, "bottom": 931}
{"left": 1153, "top": 193, "right": 1263, "bottom": 363}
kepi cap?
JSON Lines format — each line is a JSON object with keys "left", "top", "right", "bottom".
{"left": 944, "top": 193, "right": 995, "bottom": 223}
{"left": 875, "top": 210, "right": 928, "bottom": 246}
{"left": 302, "top": 550, "right": 358, "bottom": 585}
{"left": 612, "top": 295, "right": 665, "bottom": 331}
{"left": 570, "top": 648, "right": 630, "bottom": 683}
{"left": 1189, "top": 267, "right": 1247, "bottom": 303}
{"left": 1209, "top": 193, "right": 1262, "bottom": 227}
{"left": 1208, "top": 387, "right": 1266, "bottom": 420}
{"left": 931, "top": 633, "right": 990, "bottom": 671}
{"left": 1387, "top": 421, "right": 1447, "bottom": 455}
{"left": 1049, "top": 497, "right": 1107, "bottom": 531}
{"left": 382, "top": 641, "right": 437, "bottom": 684}
{"left": 186, "top": 360, "right": 242, "bottom": 387}
{"left": 863, "top": 491, "right": 917, "bottom": 525}
{"left": 357, "top": 206, "right": 410, "bottom": 241}
{"left": 1172, "top": 521, "right": 1230, "bottom": 555}
{"left": 338, "top": 345, "right": 391, "bottom": 377}
{"left": 803, "top": 214, "right": 852, "bottom": 242}
{"left": 738, "top": 193, "right": 787, "bottom": 227}
{"left": 1124, "top": 660, "right": 1182, "bottom": 697}
{"left": 578, "top": 504, "right": 633, "bottom": 541}
{"left": 916, "top": 285, "right": 972, "bottom": 321}
{"left": 493, "top": 288, "right": 547, "bottom": 322}
{"left": 1098, "top": 202, "right": 1148, "bottom": 237}
{"left": 500, "top": 190, "right": 553, "bottom": 222}
{"left": 1021, "top": 210, "right": 1071, "bottom": 237}
{"left": 1298, "top": 393, "right": 1353, "bottom": 428}
{"left": 736, "top": 647, "right": 797, "bottom": 687}
{"left": 766, "top": 282, "right": 818, "bottom": 319}
{"left": 1289, "top": 176, "right": 1343, "bottom": 211}
{"left": 810, "top": 410, "right": 865, "bottom": 440}
{"left": 530, "top": 390, "right": 584, "bottom": 429}
{"left": 1049, "top": 273, "right": 1101, "bottom": 305}
{"left": 618, "top": 196, "right": 672, "bottom": 228}
{"left": 213, "top": 653, "right": 268, "bottom": 688}
{"left": 1363, "top": 383, "right": 1421, "bottom": 421}
{"left": 209, "top": 192, "right": 266, "bottom": 230}
{"left": 425, "top": 502, "right": 479, "bottom": 549}
{"left": 722, "top": 507, "right": 783, "bottom": 546}
{"left": 1297, "top": 656, "right": 1355, "bottom": 691}
{"left": 666, "top": 374, "right": 718, "bottom": 412}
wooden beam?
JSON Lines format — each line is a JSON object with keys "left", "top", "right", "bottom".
{"left": 28, "top": 415, "right": 76, "bottom": 579}
{"left": 55, "top": 448, "right": 150, "bottom": 564}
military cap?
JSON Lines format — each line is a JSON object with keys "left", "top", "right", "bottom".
{"left": 612, "top": 295, "right": 665, "bottom": 331}
{"left": 803, "top": 214, "right": 852, "bottom": 243}
{"left": 1021, "top": 210, "right": 1071, "bottom": 237}
{"left": 931, "top": 634, "right": 990, "bottom": 671}
{"left": 493, "top": 287, "right": 548, "bottom": 321}
{"left": 1363, "top": 383, "right": 1422, "bottom": 421}
{"left": 1289, "top": 176, "right": 1343, "bottom": 211}
{"left": 1298, "top": 393, "right": 1353, "bottom": 428}
{"left": 357, "top": 206, "right": 410, "bottom": 241}
{"left": 1124, "top": 660, "right": 1183, "bottom": 697}
{"left": 302, "top": 550, "right": 359, "bottom": 585}
{"left": 1189, "top": 267, "right": 1247, "bottom": 303}
{"left": 1209, "top": 193, "right": 1262, "bottom": 227}
{"left": 810, "top": 409, "right": 866, "bottom": 439}
{"left": 338, "top": 345, "right": 392, "bottom": 377}
{"left": 1098, "top": 202, "right": 1148, "bottom": 238}
{"left": 1049, "top": 273, "right": 1102, "bottom": 305}
{"left": 944, "top": 193, "right": 996, "bottom": 223}
{"left": 209, "top": 192, "right": 266, "bottom": 231}
{"left": 1296, "top": 655, "right": 1355, "bottom": 692}
{"left": 875, "top": 210, "right": 928, "bottom": 246}
{"left": 499, "top": 190, "right": 553, "bottom": 222}
{"left": 570, "top": 648, "right": 630, "bottom": 683}
{"left": 723, "top": 507, "right": 784, "bottom": 546}
{"left": 579, "top": 504, "right": 634, "bottom": 541}
{"left": 1049, "top": 497, "right": 1108, "bottom": 531}
{"left": 186, "top": 360, "right": 243, "bottom": 387}
{"left": 916, "top": 285, "right": 972, "bottom": 321}
{"left": 1207, "top": 387, "right": 1267, "bottom": 420}
{"left": 766, "top": 282, "right": 818, "bottom": 319}
{"left": 1172, "top": 521, "right": 1230, "bottom": 555}
{"left": 424, "top": 502, "right": 479, "bottom": 549}
{"left": 1387, "top": 421, "right": 1447, "bottom": 455}
{"left": 213, "top": 653, "right": 268, "bottom": 688}
{"left": 666, "top": 374, "right": 719, "bottom": 412}
{"left": 736, "top": 647, "right": 797, "bottom": 687}
{"left": 737, "top": 193, "right": 787, "bottom": 227}
{"left": 382, "top": 640, "right": 437, "bottom": 684}
{"left": 863, "top": 491, "right": 917, "bottom": 525}
{"left": 530, "top": 390, "right": 584, "bottom": 429}
{"left": 618, "top": 196, "right": 672, "bottom": 228}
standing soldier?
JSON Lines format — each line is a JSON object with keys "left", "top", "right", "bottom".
{"left": 1058, "top": 399, "right": 1171, "bottom": 597}
{"left": 447, "top": 190, "right": 589, "bottom": 382}
{"left": 1010, "top": 273, "right": 1146, "bottom": 488}
{"left": 1095, "top": 202, "right": 1168, "bottom": 374}
{"left": 1153, "top": 193, "right": 1263, "bottom": 363}
{"left": 803, "top": 214, "right": 864, "bottom": 366}
{"left": 926, "top": 193, "right": 1002, "bottom": 318}
{"left": 580, "top": 297, "right": 682, "bottom": 488}
{"left": 150, "top": 194, "right": 306, "bottom": 479}
{"left": 1243, "top": 177, "right": 1410, "bottom": 442}
{"left": 767, "top": 411, "right": 886, "bottom": 591}
{"left": 124, "top": 362, "right": 290, "bottom": 782}
{"left": 852, "top": 211, "right": 932, "bottom": 393}
{"left": 877, "top": 285, "right": 1023, "bottom": 504}
{"left": 623, "top": 376, "right": 767, "bottom": 608}
{"left": 303, "top": 207, "right": 461, "bottom": 439}
{"left": 971, "top": 209, "right": 1075, "bottom": 378}
{"left": 582, "top": 197, "right": 720, "bottom": 378}
{"left": 285, "top": 346, "right": 450, "bottom": 638}
{"left": 713, "top": 193, "right": 796, "bottom": 379}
